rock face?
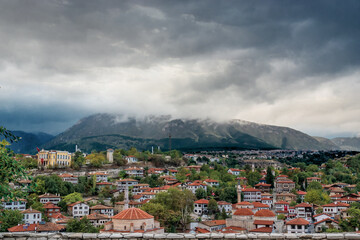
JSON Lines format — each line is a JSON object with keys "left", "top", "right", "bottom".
{"left": 43, "top": 113, "right": 339, "bottom": 152}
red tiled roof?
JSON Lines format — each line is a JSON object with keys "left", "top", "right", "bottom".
{"left": 38, "top": 193, "right": 60, "bottom": 198}
{"left": 236, "top": 201, "right": 252, "bottom": 205}
{"left": 201, "top": 220, "right": 226, "bottom": 226}
{"left": 96, "top": 182, "right": 112, "bottom": 185}
{"left": 253, "top": 220, "right": 274, "bottom": 225}
{"left": 322, "top": 202, "right": 350, "bottom": 207}
{"left": 85, "top": 212, "right": 110, "bottom": 220}
{"left": 295, "top": 203, "right": 312, "bottom": 208}
{"left": 242, "top": 188, "right": 261, "bottom": 192}
{"left": 275, "top": 201, "right": 290, "bottom": 205}
{"left": 252, "top": 202, "right": 270, "bottom": 208}
{"left": 21, "top": 208, "right": 41, "bottom": 214}
{"left": 89, "top": 172, "right": 108, "bottom": 175}
{"left": 314, "top": 218, "right": 339, "bottom": 225}
{"left": 217, "top": 201, "right": 231, "bottom": 205}
{"left": 8, "top": 222, "right": 64, "bottom": 232}
{"left": 249, "top": 227, "right": 273, "bottom": 233}
{"left": 204, "top": 179, "right": 219, "bottom": 183}
{"left": 297, "top": 191, "right": 307, "bottom": 195}
{"left": 43, "top": 202, "right": 60, "bottom": 209}
{"left": 194, "top": 199, "right": 209, "bottom": 204}
{"left": 58, "top": 173, "right": 76, "bottom": 178}
{"left": 90, "top": 204, "right": 113, "bottom": 210}
{"left": 254, "top": 209, "right": 275, "bottom": 217}
{"left": 313, "top": 213, "right": 332, "bottom": 218}
{"left": 117, "top": 179, "right": 138, "bottom": 182}
{"left": 233, "top": 208, "right": 254, "bottom": 216}
{"left": 112, "top": 207, "right": 153, "bottom": 220}
{"left": 286, "top": 218, "right": 310, "bottom": 225}
{"left": 255, "top": 183, "right": 271, "bottom": 187}
{"left": 195, "top": 227, "right": 210, "bottom": 233}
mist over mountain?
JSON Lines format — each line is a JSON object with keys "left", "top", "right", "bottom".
{"left": 41, "top": 113, "right": 343, "bottom": 153}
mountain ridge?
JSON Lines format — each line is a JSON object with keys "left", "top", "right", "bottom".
{"left": 42, "top": 113, "right": 343, "bottom": 153}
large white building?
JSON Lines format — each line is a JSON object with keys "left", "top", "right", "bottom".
{"left": 38, "top": 193, "right": 61, "bottom": 205}
{"left": 242, "top": 188, "right": 261, "bottom": 202}
{"left": 67, "top": 201, "right": 90, "bottom": 218}
{"left": 1, "top": 199, "right": 27, "bottom": 210}
{"left": 22, "top": 208, "right": 42, "bottom": 224}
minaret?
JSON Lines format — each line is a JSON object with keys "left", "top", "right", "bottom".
{"left": 252, "top": 163, "right": 255, "bottom": 172}
{"left": 124, "top": 182, "right": 129, "bottom": 210}
{"left": 237, "top": 179, "right": 242, "bottom": 203}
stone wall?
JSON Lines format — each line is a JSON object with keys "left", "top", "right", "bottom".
{"left": 1, "top": 232, "right": 360, "bottom": 240}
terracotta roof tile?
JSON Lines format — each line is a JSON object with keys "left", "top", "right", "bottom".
{"left": 249, "top": 227, "right": 273, "bottom": 233}
{"left": 112, "top": 207, "right": 153, "bottom": 220}
{"left": 254, "top": 209, "right": 275, "bottom": 217}
{"left": 285, "top": 218, "right": 310, "bottom": 225}
{"left": 233, "top": 208, "right": 254, "bottom": 216}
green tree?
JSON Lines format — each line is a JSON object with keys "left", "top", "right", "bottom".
{"left": 0, "top": 140, "right": 30, "bottom": 200}
{"left": 149, "top": 188, "right": 195, "bottom": 231}
{"left": 277, "top": 214, "right": 286, "bottom": 220}
{"left": 0, "top": 209, "right": 23, "bottom": 231}
{"left": 304, "top": 189, "right": 330, "bottom": 205}
{"left": 265, "top": 167, "right": 274, "bottom": 188}
{"left": 307, "top": 181, "right": 323, "bottom": 191}
{"left": 63, "top": 192, "right": 83, "bottom": 204}
{"left": 195, "top": 188, "right": 207, "bottom": 200}
{"left": 86, "top": 153, "right": 106, "bottom": 168}
{"left": 66, "top": 216, "right": 99, "bottom": 233}
{"left": 72, "top": 151, "right": 86, "bottom": 170}
{"left": 207, "top": 199, "right": 218, "bottom": 215}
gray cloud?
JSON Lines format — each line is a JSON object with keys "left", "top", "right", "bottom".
{"left": 0, "top": 0, "right": 360, "bottom": 137}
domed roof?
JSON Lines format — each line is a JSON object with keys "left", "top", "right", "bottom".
{"left": 233, "top": 208, "right": 254, "bottom": 216}
{"left": 112, "top": 207, "right": 154, "bottom": 220}
{"left": 254, "top": 209, "right": 275, "bottom": 217}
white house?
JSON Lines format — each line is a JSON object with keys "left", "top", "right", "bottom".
{"left": 322, "top": 202, "right": 350, "bottom": 218}
{"left": 217, "top": 201, "right": 232, "bottom": 214}
{"left": 125, "top": 155, "right": 138, "bottom": 163}
{"left": 38, "top": 193, "right": 61, "bottom": 205}
{"left": 286, "top": 218, "right": 310, "bottom": 234}
{"left": 261, "top": 198, "right": 273, "bottom": 208}
{"left": 314, "top": 218, "right": 340, "bottom": 233}
{"left": 67, "top": 201, "right": 90, "bottom": 218}
{"left": 203, "top": 179, "right": 220, "bottom": 187}
{"left": 125, "top": 167, "right": 144, "bottom": 178}
{"left": 86, "top": 213, "right": 111, "bottom": 227}
{"left": 1, "top": 199, "right": 27, "bottom": 210}
{"left": 294, "top": 203, "right": 313, "bottom": 222}
{"left": 187, "top": 182, "right": 207, "bottom": 194}
{"left": 90, "top": 205, "right": 114, "bottom": 217}
{"left": 228, "top": 168, "right": 242, "bottom": 176}
{"left": 58, "top": 173, "right": 78, "bottom": 184}
{"left": 88, "top": 172, "right": 108, "bottom": 183}
{"left": 242, "top": 188, "right": 261, "bottom": 202}
{"left": 22, "top": 208, "right": 42, "bottom": 224}
{"left": 116, "top": 179, "right": 139, "bottom": 191}
{"left": 194, "top": 199, "right": 209, "bottom": 216}
{"left": 314, "top": 213, "right": 333, "bottom": 223}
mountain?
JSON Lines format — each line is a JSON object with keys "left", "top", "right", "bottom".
{"left": 4, "top": 131, "right": 54, "bottom": 154}
{"left": 331, "top": 137, "right": 360, "bottom": 151}
{"left": 313, "top": 137, "right": 340, "bottom": 150}
{"left": 43, "top": 113, "right": 338, "bottom": 152}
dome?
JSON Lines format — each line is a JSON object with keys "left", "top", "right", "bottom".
{"left": 112, "top": 207, "right": 154, "bottom": 220}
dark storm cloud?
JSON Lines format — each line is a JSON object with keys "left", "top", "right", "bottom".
{"left": 0, "top": 0, "right": 360, "bottom": 135}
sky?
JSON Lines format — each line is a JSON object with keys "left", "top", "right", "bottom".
{"left": 0, "top": 0, "right": 360, "bottom": 138}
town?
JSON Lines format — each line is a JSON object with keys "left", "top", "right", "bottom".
{"left": 1, "top": 141, "right": 360, "bottom": 235}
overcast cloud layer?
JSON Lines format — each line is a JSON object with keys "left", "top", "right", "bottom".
{"left": 0, "top": 0, "right": 360, "bottom": 137}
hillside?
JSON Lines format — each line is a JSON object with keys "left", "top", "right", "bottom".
{"left": 332, "top": 137, "right": 360, "bottom": 151}
{"left": 43, "top": 113, "right": 338, "bottom": 152}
